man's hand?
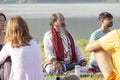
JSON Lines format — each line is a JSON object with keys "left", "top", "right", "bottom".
{"left": 51, "top": 59, "right": 62, "bottom": 71}
{"left": 81, "top": 59, "right": 87, "bottom": 66}
{"left": 53, "top": 62, "right": 62, "bottom": 71}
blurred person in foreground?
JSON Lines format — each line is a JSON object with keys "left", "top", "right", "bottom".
{"left": 0, "top": 16, "right": 44, "bottom": 80}
{"left": 0, "top": 12, "right": 11, "bottom": 80}
{"left": 43, "top": 12, "right": 87, "bottom": 75}
{"left": 86, "top": 29, "right": 120, "bottom": 79}
{"left": 89, "top": 12, "right": 113, "bottom": 72}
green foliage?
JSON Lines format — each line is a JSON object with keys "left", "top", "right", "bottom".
{"left": 76, "top": 39, "right": 90, "bottom": 61}
{"left": 76, "top": 39, "right": 89, "bottom": 47}
{"left": 40, "top": 42, "right": 45, "bottom": 61}
{"left": 40, "top": 42, "right": 44, "bottom": 48}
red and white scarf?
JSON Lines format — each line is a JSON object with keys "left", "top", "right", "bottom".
{"left": 51, "top": 27, "right": 77, "bottom": 63}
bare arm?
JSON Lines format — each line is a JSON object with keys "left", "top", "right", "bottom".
{"left": 86, "top": 40, "right": 103, "bottom": 52}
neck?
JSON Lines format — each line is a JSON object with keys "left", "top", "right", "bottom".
{"left": 101, "top": 26, "right": 110, "bottom": 34}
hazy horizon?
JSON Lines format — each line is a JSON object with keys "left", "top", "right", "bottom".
{"left": 0, "top": 3, "right": 120, "bottom": 19}
{"left": 0, "top": 0, "right": 110, "bottom": 4}
{"left": 0, "top": 3, "right": 120, "bottom": 41}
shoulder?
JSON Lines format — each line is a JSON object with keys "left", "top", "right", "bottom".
{"left": 113, "top": 29, "right": 120, "bottom": 33}
{"left": 105, "top": 29, "right": 120, "bottom": 37}
{"left": 90, "top": 28, "right": 103, "bottom": 40}
{"left": 99, "top": 29, "right": 118, "bottom": 42}
{"left": 43, "top": 30, "right": 52, "bottom": 40}
{"left": 30, "top": 39, "right": 41, "bottom": 46}
{"left": 30, "top": 39, "right": 37, "bottom": 43}
{"left": 44, "top": 30, "right": 51, "bottom": 36}
{"left": 4, "top": 42, "right": 11, "bottom": 46}
{"left": 107, "top": 29, "right": 118, "bottom": 36}
{"left": 91, "top": 28, "right": 102, "bottom": 36}
{"left": 2, "top": 42, "right": 11, "bottom": 49}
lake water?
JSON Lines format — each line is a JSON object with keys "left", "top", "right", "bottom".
{"left": 0, "top": 3, "right": 120, "bottom": 41}
{"left": 26, "top": 17, "right": 120, "bottom": 41}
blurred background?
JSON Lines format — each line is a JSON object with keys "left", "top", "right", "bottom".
{"left": 0, "top": 0, "right": 120, "bottom": 41}
{"left": 0, "top": 0, "right": 120, "bottom": 3}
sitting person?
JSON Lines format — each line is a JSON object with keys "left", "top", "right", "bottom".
{"left": 43, "top": 12, "right": 87, "bottom": 74}
{"left": 0, "top": 12, "right": 11, "bottom": 80}
{"left": 0, "top": 16, "right": 44, "bottom": 80}
{"left": 89, "top": 12, "right": 113, "bottom": 72}
{"left": 86, "top": 29, "right": 120, "bottom": 79}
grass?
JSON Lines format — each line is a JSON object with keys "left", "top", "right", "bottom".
{"left": 40, "top": 39, "right": 104, "bottom": 80}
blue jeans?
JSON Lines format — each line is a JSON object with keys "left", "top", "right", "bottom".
{"left": 45, "top": 59, "right": 86, "bottom": 75}
{"left": 90, "top": 60, "right": 100, "bottom": 72}
{"left": 61, "top": 59, "right": 86, "bottom": 72}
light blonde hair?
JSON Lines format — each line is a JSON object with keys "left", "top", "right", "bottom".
{"left": 4, "top": 16, "right": 32, "bottom": 48}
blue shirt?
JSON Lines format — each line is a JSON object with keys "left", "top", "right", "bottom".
{"left": 90, "top": 28, "right": 105, "bottom": 63}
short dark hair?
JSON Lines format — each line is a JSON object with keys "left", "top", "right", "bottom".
{"left": 0, "top": 13, "right": 6, "bottom": 21}
{"left": 98, "top": 12, "right": 113, "bottom": 20}
{"left": 49, "top": 13, "right": 58, "bottom": 26}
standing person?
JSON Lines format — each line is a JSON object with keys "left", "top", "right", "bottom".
{"left": 89, "top": 12, "right": 113, "bottom": 72}
{"left": 0, "top": 12, "right": 11, "bottom": 80}
{"left": 43, "top": 12, "right": 87, "bottom": 74}
{"left": 0, "top": 16, "right": 44, "bottom": 80}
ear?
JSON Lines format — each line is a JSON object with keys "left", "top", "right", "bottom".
{"left": 100, "top": 19, "right": 104, "bottom": 23}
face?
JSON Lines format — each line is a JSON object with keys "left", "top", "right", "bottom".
{"left": 0, "top": 15, "right": 6, "bottom": 30}
{"left": 102, "top": 17, "right": 113, "bottom": 28}
{"left": 54, "top": 14, "right": 65, "bottom": 29}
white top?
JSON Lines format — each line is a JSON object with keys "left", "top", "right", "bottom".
{"left": 0, "top": 39, "right": 44, "bottom": 80}
{"left": 43, "top": 30, "right": 85, "bottom": 62}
